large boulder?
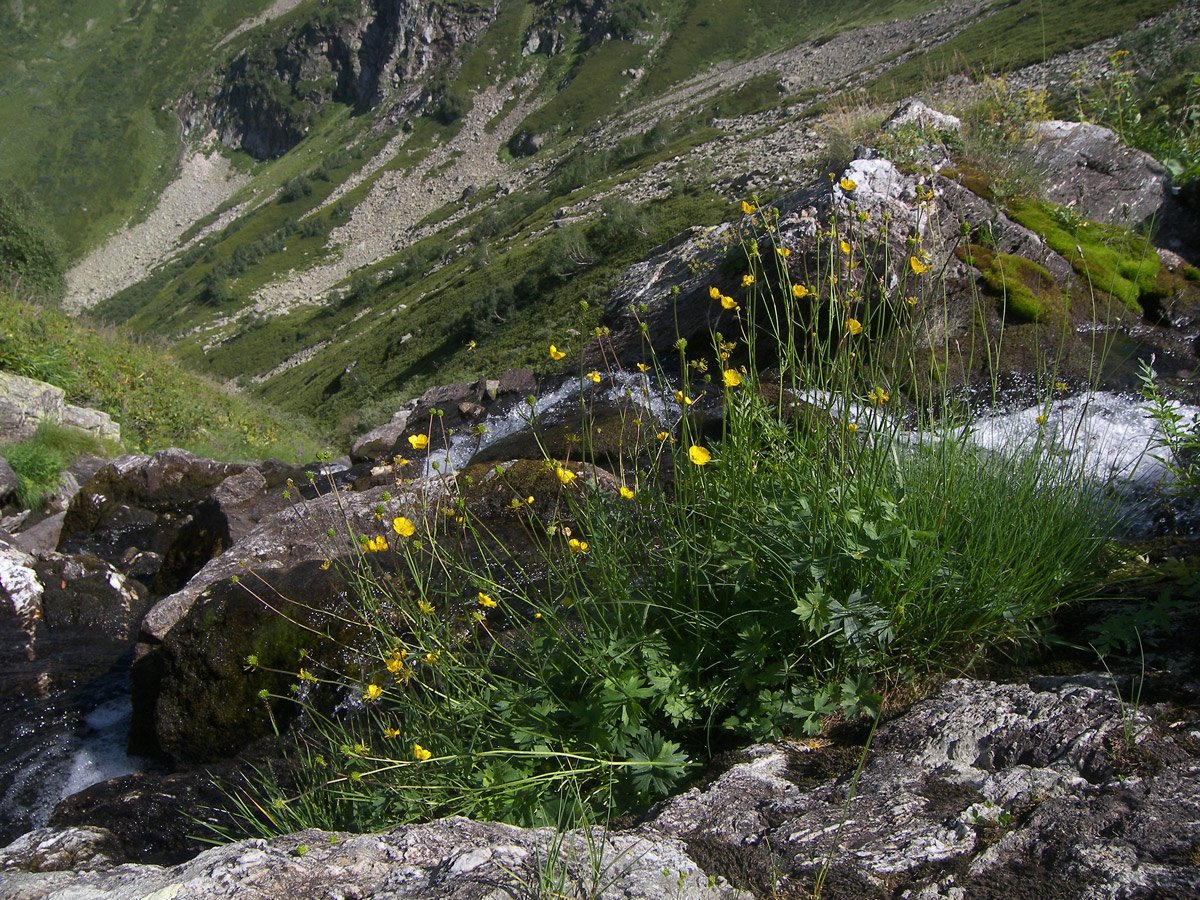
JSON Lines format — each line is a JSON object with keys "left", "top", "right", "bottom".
{"left": 0, "top": 458, "right": 17, "bottom": 507}
{"left": 0, "top": 373, "right": 64, "bottom": 445}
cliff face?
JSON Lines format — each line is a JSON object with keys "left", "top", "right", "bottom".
{"left": 189, "top": 0, "right": 497, "bottom": 159}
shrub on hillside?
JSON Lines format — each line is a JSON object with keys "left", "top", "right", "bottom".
{"left": 0, "top": 180, "right": 65, "bottom": 301}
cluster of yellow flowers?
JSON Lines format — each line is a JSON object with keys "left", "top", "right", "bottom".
{"left": 365, "top": 535, "right": 389, "bottom": 552}
{"left": 708, "top": 285, "right": 739, "bottom": 311}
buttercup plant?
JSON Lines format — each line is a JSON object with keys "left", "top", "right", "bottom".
{"left": 219, "top": 191, "right": 1117, "bottom": 843}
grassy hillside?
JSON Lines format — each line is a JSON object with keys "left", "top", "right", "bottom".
{"left": 0, "top": 290, "right": 327, "bottom": 460}
{"left": 0, "top": 0, "right": 277, "bottom": 257}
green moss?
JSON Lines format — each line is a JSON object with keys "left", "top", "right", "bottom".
{"left": 1007, "top": 200, "right": 1159, "bottom": 313}
{"left": 958, "top": 244, "right": 1064, "bottom": 323}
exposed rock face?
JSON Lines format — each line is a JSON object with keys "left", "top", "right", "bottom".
{"left": 192, "top": 0, "right": 496, "bottom": 159}
{"left": 0, "top": 373, "right": 120, "bottom": 447}
{"left": 0, "top": 458, "right": 17, "bottom": 507}
{"left": 5, "top": 675, "right": 1197, "bottom": 899}
{"left": 1032, "top": 120, "right": 1174, "bottom": 228}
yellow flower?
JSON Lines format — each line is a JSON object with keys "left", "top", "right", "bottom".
{"left": 423, "top": 649, "right": 440, "bottom": 665}
{"left": 867, "top": 387, "right": 890, "bottom": 405}
{"left": 396, "top": 457, "right": 411, "bottom": 467}
{"left": 363, "top": 684, "right": 383, "bottom": 702}
{"left": 720, "top": 294, "right": 739, "bottom": 311}
{"left": 723, "top": 369, "right": 742, "bottom": 387}
{"left": 418, "top": 599, "right": 435, "bottom": 615}
{"left": 636, "top": 362, "right": 650, "bottom": 372}
{"left": 839, "top": 177, "right": 857, "bottom": 191}
{"left": 708, "top": 285, "right": 721, "bottom": 300}
{"left": 386, "top": 650, "right": 408, "bottom": 674}
{"left": 568, "top": 538, "right": 589, "bottom": 554}
{"left": 909, "top": 255, "right": 932, "bottom": 274}
{"left": 840, "top": 240, "right": 851, "bottom": 255}
{"left": 1036, "top": 413, "right": 1047, "bottom": 425}
{"left": 298, "top": 668, "right": 317, "bottom": 684}
{"left": 792, "top": 284, "right": 810, "bottom": 299}
{"left": 383, "top": 726, "right": 401, "bottom": 739}
{"left": 366, "top": 536, "right": 389, "bottom": 552}
{"left": 549, "top": 344, "right": 566, "bottom": 361}
{"left": 525, "top": 495, "right": 534, "bottom": 505}
{"left": 741, "top": 200, "right": 756, "bottom": 215}
{"left": 688, "top": 445, "right": 712, "bottom": 466}
{"left": 408, "top": 434, "right": 429, "bottom": 450}
{"left": 413, "top": 743, "right": 432, "bottom": 762}
{"left": 392, "top": 517, "right": 415, "bottom": 537}
{"left": 741, "top": 274, "right": 755, "bottom": 287}
{"left": 477, "top": 592, "right": 497, "bottom": 608}
{"left": 619, "top": 486, "right": 635, "bottom": 499}
{"left": 847, "top": 422, "right": 858, "bottom": 433}
{"left": 845, "top": 318, "right": 863, "bottom": 336}
{"left": 776, "top": 247, "right": 791, "bottom": 258}
{"left": 674, "top": 391, "right": 693, "bottom": 406}
{"left": 586, "top": 370, "right": 601, "bottom": 384}
{"left": 556, "top": 467, "right": 577, "bottom": 485}
{"left": 656, "top": 431, "right": 673, "bottom": 442}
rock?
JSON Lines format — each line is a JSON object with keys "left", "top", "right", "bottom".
{"left": 1032, "top": 120, "right": 1173, "bottom": 227}
{"left": 60, "top": 405, "right": 120, "bottom": 444}
{"left": 46, "top": 455, "right": 109, "bottom": 515}
{"left": 350, "top": 406, "right": 412, "bottom": 463}
{"left": 12, "top": 512, "right": 65, "bottom": 555}
{"left": 34, "top": 554, "right": 151, "bottom": 643}
{"left": 883, "top": 99, "right": 962, "bottom": 133}
{"left": 0, "top": 373, "right": 64, "bottom": 445}
{"left": 8, "top": 675, "right": 1197, "bottom": 898}
{"left": 0, "top": 818, "right": 740, "bottom": 899}
{"left": 0, "top": 458, "right": 16, "bottom": 507}
{"left": 0, "top": 826, "right": 122, "bottom": 874}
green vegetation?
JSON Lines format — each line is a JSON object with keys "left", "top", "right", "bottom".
{"left": 963, "top": 245, "right": 1065, "bottom": 323}
{"left": 0, "top": 422, "right": 120, "bottom": 510}
{"left": 0, "top": 0, "right": 279, "bottom": 255}
{"left": 1006, "top": 200, "right": 1161, "bottom": 313}
{"left": 221, "top": 199, "right": 1115, "bottom": 838}
{"left": 865, "top": 0, "right": 1179, "bottom": 102}
{"left": 0, "top": 180, "right": 65, "bottom": 300}
{"left": 0, "top": 291, "right": 325, "bottom": 459}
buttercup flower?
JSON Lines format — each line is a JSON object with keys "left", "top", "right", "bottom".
{"left": 408, "top": 434, "right": 429, "bottom": 450}
{"left": 741, "top": 200, "right": 756, "bottom": 215}
{"left": 792, "top": 284, "right": 810, "bottom": 299}
{"left": 776, "top": 247, "right": 791, "bottom": 258}
{"left": 839, "top": 177, "right": 858, "bottom": 191}
{"left": 386, "top": 649, "right": 408, "bottom": 674}
{"left": 413, "top": 743, "right": 432, "bottom": 761}
{"left": 549, "top": 344, "right": 566, "bottom": 360}
{"left": 568, "top": 538, "right": 589, "bottom": 554}
{"left": 586, "top": 370, "right": 601, "bottom": 384}
{"left": 619, "top": 486, "right": 635, "bottom": 499}
{"left": 709, "top": 285, "right": 721, "bottom": 300}
{"left": 845, "top": 318, "right": 863, "bottom": 336}
{"left": 688, "top": 445, "right": 712, "bottom": 466}
{"left": 423, "top": 649, "right": 440, "bottom": 665}
{"left": 636, "top": 362, "right": 651, "bottom": 372}
{"left": 840, "top": 240, "right": 852, "bottom": 255}
{"left": 847, "top": 422, "right": 858, "bottom": 433}
{"left": 909, "top": 256, "right": 932, "bottom": 274}
{"left": 723, "top": 369, "right": 742, "bottom": 387}
{"left": 366, "top": 536, "right": 389, "bottom": 552}
{"left": 868, "top": 387, "right": 890, "bottom": 405}
{"left": 656, "top": 431, "right": 672, "bottom": 442}
{"left": 741, "top": 274, "right": 755, "bottom": 287}
{"left": 392, "top": 517, "right": 415, "bottom": 537}
{"left": 418, "top": 599, "right": 435, "bottom": 615}
{"left": 674, "top": 391, "right": 693, "bottom": 406}
{"left": 556, "top": 467, "right": 577, "bottom": 485}
{"left": 477, "top": 592, "right": 497, "bottom": 608}
{"left": 363, "top": 684, "right": 383, "bottom": 702}
{"left": 720, "top": 294, "right": 739, "bottom": 311}
{"left": 383, "top": 726, "right": 401, "bottom": 739}
{"left": 1036, "top": 413, "right": 1047, "bottom": 425}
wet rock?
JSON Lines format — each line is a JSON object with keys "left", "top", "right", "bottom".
{"left": 46, "top": 455, "right": 109, "bottom": 515}
{"left": 34, "top": 554, "right": 151, "bottom": 643}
